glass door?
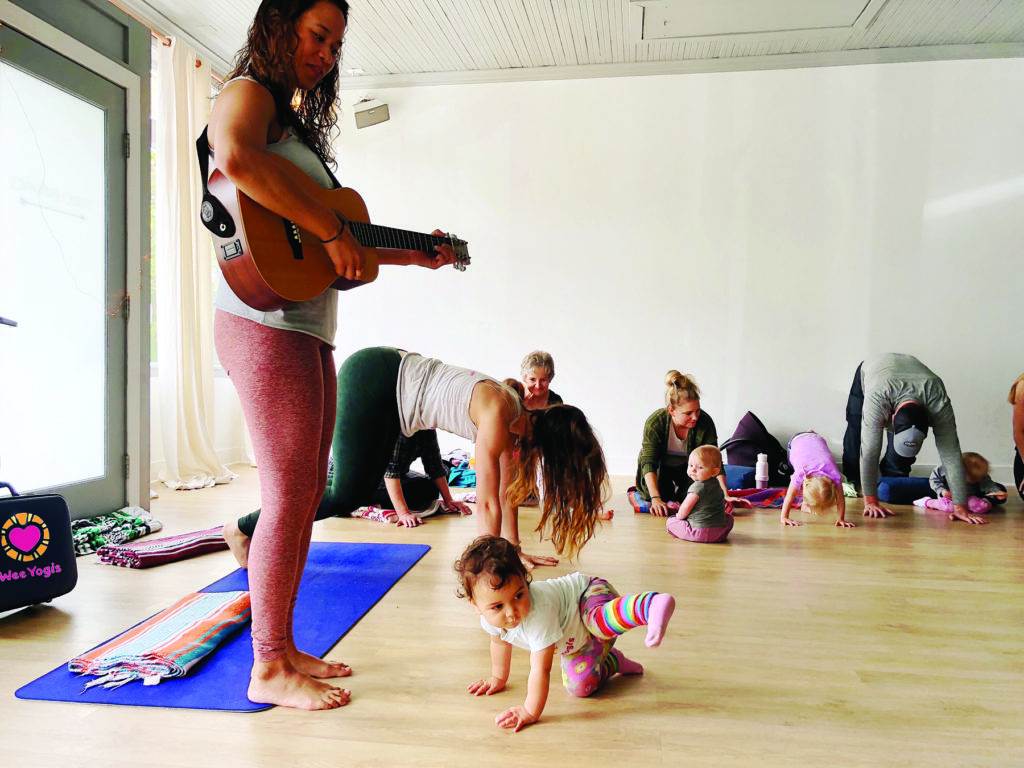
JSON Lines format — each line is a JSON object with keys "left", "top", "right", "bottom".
{"left": 0, "top": 24, "right": 127, "bottom": 518}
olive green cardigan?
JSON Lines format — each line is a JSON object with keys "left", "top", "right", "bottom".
{"left": 634, "top": 409, "right": 719, "bottom": 500}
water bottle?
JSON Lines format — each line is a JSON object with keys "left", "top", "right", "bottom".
{"left": 755, "top": 453, "right": 769, "bottom": 489}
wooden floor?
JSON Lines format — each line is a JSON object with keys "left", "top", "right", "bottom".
{"left": 2, "top": 467, "right": 1022, "bottom": 767}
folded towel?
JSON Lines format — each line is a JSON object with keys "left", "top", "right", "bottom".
{"left": 97, "top": 526, "right": 227, "bottom": 569}
{"left": 69, "top": 590, "right": 250, "bottom": 689}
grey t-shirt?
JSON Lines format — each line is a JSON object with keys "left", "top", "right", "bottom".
{"left": 686, "top": 479, "right": 728, "bottom": 529}
{"left": 860, "top": 353, "right": 966, "bottom": 505}
{"left": 212, "top": 77, "right": 338, "bottom": 345}
{"left": 395, "top": 353, "right": 495, "bottom": 440}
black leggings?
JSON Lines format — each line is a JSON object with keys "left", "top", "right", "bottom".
{"left": 368, "top": 471, "right": 440, "bottom": 511}
{"left": 650, "top": 463, "right": 693, "bottom": 503}
{"left": 237, "top": 347, "right": 404, "bottom": 538}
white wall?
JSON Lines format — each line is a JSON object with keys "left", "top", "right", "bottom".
{"left": 324, "top": 57, "right": 1022, "bottom": 482}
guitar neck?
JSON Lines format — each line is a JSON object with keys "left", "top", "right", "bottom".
{"left": 349, "top": 221, "right": 447, "bottom": 253}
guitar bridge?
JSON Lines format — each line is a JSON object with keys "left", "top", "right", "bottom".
{"left": 283, "top": 219, "right": 303, "bottom": 260}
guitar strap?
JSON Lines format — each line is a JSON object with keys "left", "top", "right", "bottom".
{"left": 195, "top": 127, "right": 237, "bottom": 238}
{"left": 194, "top": 123, "right": 342, "bottom": 239}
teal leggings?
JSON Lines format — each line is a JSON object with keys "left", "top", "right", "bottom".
{"left": 237, "top": 347, "right": 403, "bottom": 538}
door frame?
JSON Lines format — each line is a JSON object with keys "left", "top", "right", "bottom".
{"left": 1, "top": 0, "right": 147, "bottom": 509}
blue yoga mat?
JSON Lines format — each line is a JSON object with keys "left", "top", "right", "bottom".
{"left": 16, "top": 541, "right": 429, "bottom": 712}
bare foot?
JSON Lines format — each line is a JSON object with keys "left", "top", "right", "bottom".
{"left": 645, "top": 593, "right": 676, "bottom": 647}
{"left": 248, "top": 658, "right": 350, "bottom": 710}
{"left": 286, "top": 643, "right": 352, "bottom": 679}
{"left": 222, "top": 518, "right": 251, "bottom": 569}
{"left": 612, "top": 648, "right": 644, "bottom": 675}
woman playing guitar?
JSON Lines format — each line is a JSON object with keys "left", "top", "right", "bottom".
{"left": 207, "top": 0, "right": 456, "bottom": 712}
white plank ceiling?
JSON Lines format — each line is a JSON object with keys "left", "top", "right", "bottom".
{"left": 119, "top": 0, "right": 1024, "bottom": 85}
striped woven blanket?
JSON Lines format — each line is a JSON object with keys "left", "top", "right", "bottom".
{"left": 68, "top": 590, "right": 251, "bottom": 689}
{"left": 97, "top": 526, "right": 228, "bottom": 569}
{"left": 351, "top": 499, "right": 455, "bottom": 523}
{"left": 729, "top": 487, "right": 800, "bottom": 508}
{"left": 628, "top": 486, "right": 798, "bottom": 511}
{"left": 71, "top": 507, "right": 162, "bottom": 556}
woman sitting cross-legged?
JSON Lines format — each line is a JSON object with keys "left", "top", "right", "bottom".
{"left": 630, "top": 370, "right": 735, "bottom": 516}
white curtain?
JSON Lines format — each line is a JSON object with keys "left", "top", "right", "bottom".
{"left": 154, "top": 40, "right": 236, "bottom": 490}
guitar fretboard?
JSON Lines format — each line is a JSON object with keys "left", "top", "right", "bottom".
{"left": 349, "top": 221, "right": 449, "bottom": 253}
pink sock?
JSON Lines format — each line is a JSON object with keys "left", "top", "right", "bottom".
{"left": 924, "top": 497, "right": 953, "bottom": 512}
{"left": 612, "top": 648, "right": 644, "bottom": 675}
{"left": 645, "top": 594, "right": 676, "bottom": 647}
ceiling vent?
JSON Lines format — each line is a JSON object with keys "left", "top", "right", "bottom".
{"left": 629, "top": 0, "right": 889, "bottom": 45}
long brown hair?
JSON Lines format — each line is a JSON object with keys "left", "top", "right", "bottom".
{"left": 505, "top": 399, "right": 609, "bottom": 560}
{"left": 227, "top": 0, "right": 349, "bottom": 167}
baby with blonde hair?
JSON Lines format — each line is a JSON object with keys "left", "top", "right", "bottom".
{"left": 915, "top": 451, "right": 1007, "bottom": 515}
{"left": 780, "top": 432, "right": 853, "bottom": 528}
{"left": 666, "top": 445, "right": 735, "bottom": 543}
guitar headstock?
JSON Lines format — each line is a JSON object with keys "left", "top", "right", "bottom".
{"left": 446, "top": 234, "right": 471, "bottom": 272}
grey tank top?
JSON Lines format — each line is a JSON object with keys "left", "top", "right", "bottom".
{"left": 396, "top": 353, "right": 510, "bottom": 440}
{"left": 212, "top": 75, "right": 338, "bottom": 346}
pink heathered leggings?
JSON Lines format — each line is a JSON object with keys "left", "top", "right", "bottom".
{"left": 215, "top": 311, "right": 336, "bottom": 662}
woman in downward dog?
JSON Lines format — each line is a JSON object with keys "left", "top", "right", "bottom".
{"left": 235, "top": 346, "right": 610, "bottom": 567}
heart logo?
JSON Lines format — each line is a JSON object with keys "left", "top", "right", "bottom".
{"left": 9, "top": 524, "right": 42, "bottom": 554}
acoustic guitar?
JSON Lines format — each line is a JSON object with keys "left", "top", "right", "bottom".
{"left": 202, "top": 166, "right": 470, "bottom": 311}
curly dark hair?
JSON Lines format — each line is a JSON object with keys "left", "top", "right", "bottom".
{"left": 506, "top": 404, "right": 609, "bottom": 560}
{"left": 226, "top": 0, "right": 350, "bottom": 167}
{"left": 454, "top": 536, "right": 530, "bottom": 601}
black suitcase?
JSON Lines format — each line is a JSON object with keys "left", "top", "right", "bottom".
{"left": 0, "top": 482, "right": 78, "bottom": 612}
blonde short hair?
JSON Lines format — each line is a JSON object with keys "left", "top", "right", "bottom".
{"left": 1009, "top": 374, "right": 1024, "bottom": 405}
{"left": 665, "top": 370, "right": 701, "bottom": 408}
{"left": 802, "top": 474, "right": 838, "bottom": 514}
{"left": 961, "top": 452, "right": 990, "bottom": 484}
{"left": 691, "top": 444, "right": 722, "bottom": 470}
{"left": 521, "top": 351, "right": 555, "bottom": 380}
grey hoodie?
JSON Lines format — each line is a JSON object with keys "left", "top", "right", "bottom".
{"left": 860, "top": 354, "right": 966, "bottom": 505}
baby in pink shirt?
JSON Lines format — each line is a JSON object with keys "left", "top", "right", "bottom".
{"left": 780, "top": 432, "right": 854, "bottom": 528}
